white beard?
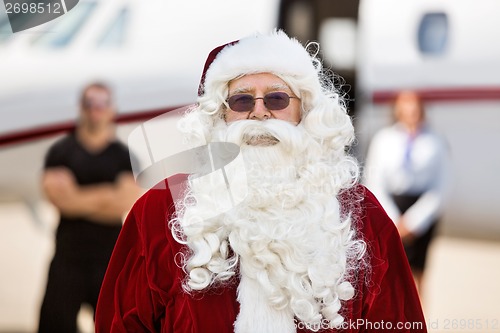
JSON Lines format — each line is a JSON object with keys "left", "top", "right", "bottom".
{"left": 235, "top": 274, "right": 296, "bottom": 333}
{"left": 173, "top": 119, "right": 361, "bottom": 332}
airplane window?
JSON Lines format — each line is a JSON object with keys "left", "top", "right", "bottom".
{"left": 418, "top": 12, "right": 448, "bottom": 55}
{"left": 319, "top": 18, "right": 357, "bottom": 71}
{"left": 97, "top": 8, "right": 128, "bottom": 48}
{"left": 31, "top": 2, "right": 97, "bottom": 48}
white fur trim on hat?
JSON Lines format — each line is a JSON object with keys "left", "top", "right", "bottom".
{"left": 202, "top": 30, "right": 318, "bottom": 96}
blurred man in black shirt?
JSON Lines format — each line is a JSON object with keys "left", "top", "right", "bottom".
{"left": 38, "top": 82, "right": 140, "bottom": 333}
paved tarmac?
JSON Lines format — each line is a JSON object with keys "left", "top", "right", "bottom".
{"left": 1, "top": 200, "right": 499, "bottom": 333}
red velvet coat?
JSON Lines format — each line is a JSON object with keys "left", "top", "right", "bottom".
{"left": 95, "top": 182, "right": 427, "bottom": 332}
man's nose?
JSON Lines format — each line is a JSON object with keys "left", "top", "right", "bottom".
{"left": 250, "top": 98, "right": 271, "bottom": 120}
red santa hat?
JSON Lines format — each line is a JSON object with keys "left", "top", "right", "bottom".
{"left": 197, "top": 30, "right": 321, "bottom": 99}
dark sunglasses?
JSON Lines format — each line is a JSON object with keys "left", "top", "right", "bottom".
{"left": 82, "top": 99, "right": 111, "bottom": 110}
{"left": 226, "top": 92, "right": 298, "bottom": 112}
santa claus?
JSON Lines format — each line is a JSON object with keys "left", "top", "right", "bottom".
{"left": 96, "top": 30, "right": 427, "bottom": 333}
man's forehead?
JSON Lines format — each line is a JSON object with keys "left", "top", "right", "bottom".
{"left": 229, "top": 82, "right": 292, "bottom": 94}
{"left": 85, "top": 87, "right": 110, "bottom": 100}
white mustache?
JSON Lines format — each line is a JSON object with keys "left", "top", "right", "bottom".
{"left": 223, "top": 119, "right": 304, "bottom": 149}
